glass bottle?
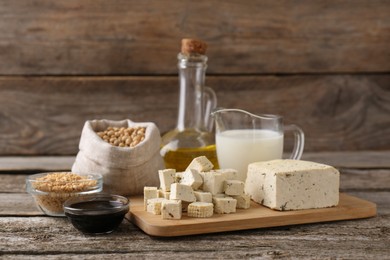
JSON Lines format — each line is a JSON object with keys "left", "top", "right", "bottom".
{"left": 160, "top": 43, "right": 218, "bottom": 171}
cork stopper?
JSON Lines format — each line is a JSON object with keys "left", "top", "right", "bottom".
{"left": 181, "top": 38, "right": 207, "bottom": 55}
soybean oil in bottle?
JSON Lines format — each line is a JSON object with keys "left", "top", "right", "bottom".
{"left": 161, "top": 129, "right": 218, "bottom": 171}
{"left": 160, "top": 39, "right": 219, "bottom": 171}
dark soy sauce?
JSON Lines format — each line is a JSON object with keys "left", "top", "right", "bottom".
{"left": 65, "top": 200, "right": 128, "bottom": 234}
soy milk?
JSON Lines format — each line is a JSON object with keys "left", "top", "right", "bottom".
{"left": 216, "top": 129, "right": 283, "bottom": 181}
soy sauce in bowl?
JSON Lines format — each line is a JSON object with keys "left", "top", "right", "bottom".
{"left": 64, "top": 194, "right": 129, "bottom": 234}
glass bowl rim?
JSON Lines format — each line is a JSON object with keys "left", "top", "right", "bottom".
{"left": 63, "top": 193, "right": 130, "bottom": 216}
{"left": 26, "top": 172, "right": 103, "bottom": 195}
{"left": 26, "top": 172, "right": 102, "bottom": 182}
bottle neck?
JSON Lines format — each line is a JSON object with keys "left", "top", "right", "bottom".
{"left": 176, "top": 53, "right": 208, "bottom": 131}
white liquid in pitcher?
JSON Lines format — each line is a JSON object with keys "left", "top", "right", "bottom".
{"left": 216, "top": 129, "right": 283, "bottom": 181}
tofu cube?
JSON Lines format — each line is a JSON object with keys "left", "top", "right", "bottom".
{"left": 232, "top": 194, "right": 251, "bottom": 209}
{"left": 213, "top": 197, "right": 237, "bottom": 214}
{"left": 161, "top": 200, "right": 182, "bottom": 220}
{"left": 187, "top": 202, "right": 214, "bottom": 218}
{"left": 169, "top": 183, "right": 196, "bottom": 202}
{"left": 245, "top": 159, "right": 340, "bottom": 211}
{"left": 144, "top": 186, "right": 158, "bottom": 210}
{"left": 194, "top": 191, "right": 212, "bottom": 203}
{"left": 181, "top": 169, "right": 203, "bottom": 190}
{"left": 158, "top": 169, "right": 176, "bottom": 191}
{"left": 175, "top": 172, "right": 184, "bottom": 183}
{"left": 146, "top": 198, "right": 167, "bottom": 215}
{"left": 217, "top": 168, "right": 240, "bottom": 181}
{"left": 186, "top": 156, "right": 214, "bottom": 172}
{"left": 202, "top": 172, "right": 225, "bottom": 195}
{"left": 224, "top": 180, "right": 245, "bottom": 196}
{"left": 158, "top": 189, "right": 171, "bottom": 199}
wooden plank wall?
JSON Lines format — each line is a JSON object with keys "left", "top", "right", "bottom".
{"left": 0, "top": 0, "right": 389, "bottom": 155}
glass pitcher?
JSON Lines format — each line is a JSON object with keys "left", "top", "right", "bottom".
{"left": 160, "top": 52, "right": 218, "bottom": 171}
{"left": 211, "top": 108, "right": 304, "bottom": 181}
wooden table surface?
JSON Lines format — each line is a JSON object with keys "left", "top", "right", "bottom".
{"left": 1, "top": 152, "right": 389, "bottom": 259}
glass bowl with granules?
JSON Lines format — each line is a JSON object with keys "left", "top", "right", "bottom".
{"left": 26, "top": 172, "right": 103, "bottom": 217}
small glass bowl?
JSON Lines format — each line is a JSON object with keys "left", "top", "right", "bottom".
{"left": 26, "top": 172, "right": 103, "bottom": 217}
{"left": 63, "top": 194, "right": 129, "bottom": 234}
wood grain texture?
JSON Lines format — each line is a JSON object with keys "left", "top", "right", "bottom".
{"left": 0, "top": 0, "right": 389, "bottom": 75}
{"left": 340, "top": 169, "right": 390, "bottom": 192}
{"left": 0, "top": 209, "right": 388, "bottom": 259}
{"left": 0, "top": 75, "right": 389, "bottom": 155}
{"left": 1, "top": 152, "right": 390, "bottom": 174}
{"left": 0, "top": 174, "right": 27, "bottom": 193}
{"left": 0, "top": 157, "right": 74, "bottom": 172}
{"left": 302, "top": 151, "right": 390, "bottom": 169}
{"left": 0, "top": 194, "right": 42, "bottom": 216}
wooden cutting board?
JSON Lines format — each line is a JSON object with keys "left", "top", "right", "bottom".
{"left": 128, "top": 193, "right": 376, "bottom": 237}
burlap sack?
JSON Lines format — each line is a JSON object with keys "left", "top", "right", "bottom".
{"left": 72, "top": 119, "right": 163, "bottom": 196}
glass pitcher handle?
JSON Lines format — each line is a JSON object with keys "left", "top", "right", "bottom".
{"left": 204, "top": 86, "right": 217, "bottom": 132}
{"left": 284, "top": 124, "right": 305, "bottom": 160}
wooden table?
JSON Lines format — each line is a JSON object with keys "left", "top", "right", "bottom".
{"left": 1, "top": 152, "right": 389, "bottom": 259}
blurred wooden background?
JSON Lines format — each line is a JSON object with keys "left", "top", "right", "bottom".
{"left": 0, "top": 0, "right": 389, "bottom": 155}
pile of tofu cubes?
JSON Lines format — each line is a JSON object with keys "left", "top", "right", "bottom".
{"left": 144, "top": 156, "right": 251, "bottom": 219}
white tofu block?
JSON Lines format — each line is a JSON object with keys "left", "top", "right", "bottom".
{"left": 232, "top": 194, "right": 251, "bottom": 209}
{"left": 216, "top": 169, "right": 240, "bottom": 181}
{"left": 187, "top": 202, "right": 214, "bottom": 218}
{"left": 194, "top": 191, "right": 212, "bottom": 203}
{"left": 213, "top": 197, "right": 237, "bottom": 214}
{"left": 186, "top": 156, "right": 214, "bottom": 172}
{"left": 146, "top": 198, "right": 167, "bottom": 215}
{"left": 175, "top": 172, "right": 184, "bottom": 183}
{"left": 169, "top": 183, "right": 196, "bottom": 202}
{"left": 161, "top": 200, "right": 182, "bottom": 220}
{"left": 158, "top": 189, "right": 171, "bottom": 199}
{"left": 224, "top": 180, "right": 245, "bottom": 196}
{"left": 198, "top": 171, "right": 206, "bottom": 190}
{"left": 143, "top": 186, "right": 158, "bottom": 210}
{"left": 202, "top": 172, "right": 225, "bottom": 195}
{"left": 245, "top": 159, "right": 340, "bottom": 211}
{"left": 158, "top": 169, "right": 176, "bottom": 191}
{"left": 181, "top": 169, "right": 203, "bottom": 190}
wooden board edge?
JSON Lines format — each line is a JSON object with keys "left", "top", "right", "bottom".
{"left": 128, "top": 193, "right": 377, "bottom": 237}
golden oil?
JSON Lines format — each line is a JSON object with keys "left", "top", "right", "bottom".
{"left": 161, "top": 129, "right": 219, "bottom": 171}
{"left": 162, "top": 145, "right": 219, "bottom": 171}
